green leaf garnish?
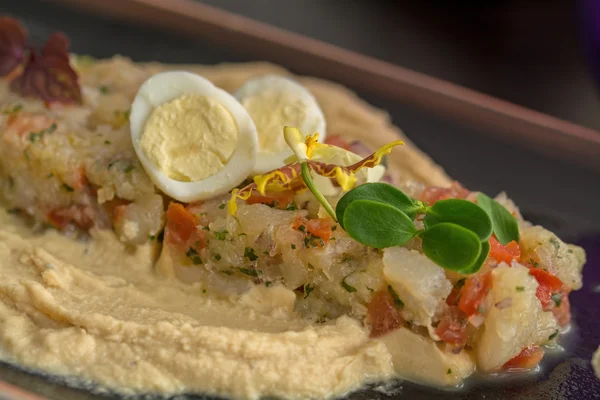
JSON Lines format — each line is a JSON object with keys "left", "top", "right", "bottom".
{"left": 342, "top": 200, "right": 418, "bottom": 248}
{"left": 388, "top": 285, "right": 404, "bottom": 308}
{"left": 341, "top": 276, "right": 357, "bottom": 293}
{"left": 551, "top": 293, "right": 562, "bottom": 307}
{"left": 421, "top": 223, "right": 482, "bottom": 271}
{"left": 239, "top": 268, "right": 259, "bottom": 277}
{"left": 476, "top": 193, "right": 519, "bottom": 245}
{"left": 213, "top": 229, "right": 228, "bottom": 240}
{"left": 458, "top": 240, "right": 490, "bottom": 274}
{"left": 186, "top": 248, "right": 202, "bottom": 265}
{"left": 244, "top": 247, "right": 258, "bottom": 261}
{"left": 424, "top": 199, "right": 492, "bottom": 242}
{"left": 336, "top": 182, "right": 420, "bottom": 228}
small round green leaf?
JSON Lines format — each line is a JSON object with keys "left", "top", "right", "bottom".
{"left": 421, "top": 222, "right": 482, "bottom": 271}
{"left": 343, "top": 199, "right": 418, "bottom": 248}
{"left": 424, "top": 199, "right": 492, "bottom": 242}
{"left": 458, "top": 240, "right": 490, "bottom": 275}
{"left": 336, "top": 182, "right": 419, "bottom": 229}
{"left": 476, "top": 193, "right": 520, "bottom": 245}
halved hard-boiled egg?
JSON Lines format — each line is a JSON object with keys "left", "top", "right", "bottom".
{"left": 130, "top": 71, "right": 258, "bottom": 203}
{"left": 235, "top": 75, "right": 326, "bottom": 174}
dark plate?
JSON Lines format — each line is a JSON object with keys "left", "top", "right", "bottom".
{"left": 1, "top": 1, "right": 599, "bottom": 399}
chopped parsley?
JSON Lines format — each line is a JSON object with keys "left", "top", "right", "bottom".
{"left": 186, "top": 248, "right": 202, "bottom": 265}
{"left": 454, "top": 278, "right": 466, "bottom": 289}
{"left": 218, "top": 203, "right": 226, "bottom": 210}
{"left": 213, "top": 230, "right": 228, "bottom": 240}
{"left": 202, "top": 289, "right": 207, "bottom": 294}
{"left": 291, "top": 244, "right": 296, "bottom": 250}
{"left": 388, "top": 285, "right": 404, "bottom": 308}
{"left": 551, "top": 293, "right": 562, "bottom": 307}
{"left": 297, "top": 225, "right": 306, "bottom": 233}
{"left": 99, "top": 85, "right": 110, "bottom": 94}
{"left": 238, "top": 268, "right": 259, "bottom": 277}
{"left": 549, "top": 330, "right": 559, "bottom": 340}
{"left": 303, "top": 234, "right": 325, "bottom": 248}
{"left": 341, "top": 276, "right": 357, "bottom": 293}
{"left": 285, "top": 202, "right": 298, "bottom": 211}
{"left": 114, "top": 109, "right": 130, "bottom": 119}
{"left": 148, "top": 234, "right": 156, "bottom": 241}
{"left": 62, "top": 183, "right": 74, "bottom": 192}
{"left": 104, "top": 140, "right": 111, "bottom": 145}
{"left": 244, "top": 247, "right": 258, "bottom": 261}
{"left": 447, "top": 369, "right": 452, "bottom": 375}
{"left": 214, "top": 254, "right": 222, "bottom": 261}
{"left": 123, "top": 165, "right": 135, "bottom": 173}
{"left": 516, "top": 286, "right": 525, "bottom": 292}
{"left": 3, "top": 104, "right": 22, "bottom": 115}
{"left": 29, "top": 123, "right": 57, "bottom": 143}
{"left": 304, "top": 283, "right": 314, "bottom": 298}
{"left": 529, "top": 258, "right": 540, "bottom": 268}
{"left": 332, "top": 225, "right": 337, "bottom": 231}
{"left": 265, "top": 281, "right": 273, "bottom": 287}
{"left": 549, "top": 237, "right": 561, "bottom": 250}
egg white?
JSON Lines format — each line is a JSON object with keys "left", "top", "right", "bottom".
{"left": 235, "top": 75, "right": 326, "bottom": 174}
{"left": 130, "top": 71, "right": 258, "bottom": 203}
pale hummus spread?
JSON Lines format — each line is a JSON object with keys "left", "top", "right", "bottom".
{"left": 0, "top": 209, "right": 394, "bottom": 399}
{"left": 140, "top": 94, "right": 238, "bottom": 182}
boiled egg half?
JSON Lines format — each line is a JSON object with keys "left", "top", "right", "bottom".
{"left": 235, "top": 75, "right": 326, "bottom": 174}
{"left": 130, "top": 71, "right": 258, "bottom": 203}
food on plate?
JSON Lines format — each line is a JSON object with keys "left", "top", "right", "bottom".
{"left": 130, "top": 71, "right": 258, "bottom": 202}
{"left": 0, "top": 18, "right": 589, "bottom": 400}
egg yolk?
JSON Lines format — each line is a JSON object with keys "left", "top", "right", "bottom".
{"left": 240, "top": 90, "right": 310, "bottom": 154}
{"left": 140, "top": 94, "right": 238, "bottom": 182}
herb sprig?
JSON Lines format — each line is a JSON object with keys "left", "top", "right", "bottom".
{"left": 306, "top": 181, "right": 519, "bottom": 273}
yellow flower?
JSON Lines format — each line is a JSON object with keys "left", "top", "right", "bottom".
{"left": 228, "top": 126, "right": 404, "bottom": 215}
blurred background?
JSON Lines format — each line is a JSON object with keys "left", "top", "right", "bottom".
{"left": 2, "top": 0, "right": 600, "bottom": 231}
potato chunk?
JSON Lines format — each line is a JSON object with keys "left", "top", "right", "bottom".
{"left": 520, "top": 225, "right": 585, "bottom": 290}
{"left": 383, "top": 247, "right": 451, "bottom": 327}
{"left": 379, "top": 327, "right": 474, "bottom": 386}
{"left": 476, "top": 264, "right": 557, "bottom": 371}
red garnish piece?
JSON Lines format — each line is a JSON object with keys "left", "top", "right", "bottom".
{"left": 47, "top": 205, "right": 95, "bottom": 231}
{"left": 293, "top": 216, "right": 335, "bottom": 243}
{"left": 165, "top": 202, "right": 198, "bottom": 245}
{"left": 0, "top": 17, "right": 26, "bottom": 77}
{"left": 551, "top": 291, "right": 571, "bottom": 327}
{"left": 529, "top": 267, "right": 563, "bottom": 309}
{"left": 367, "top": 289, "right": 404, "bottom": 338}
{"left": 503, "top": 346, "right": 544, "bottom": 370}
{"left": 458, "top": 271, "right": 493, "bottom": 317}
{"left": 488, "top": 236, "right": 521, "bottom": 264}
{"left": 435, "top": 306, "right": 468, "bottom": 346}
{"left": 420, "top": 182, "right": 470, "bottom": 205}
{"left": 11, "top": 32, "right": 82, "bottom": 104}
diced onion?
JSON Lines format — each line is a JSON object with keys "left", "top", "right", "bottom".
{"left": 494, "top": 297, "right": 513, "bottom": 310}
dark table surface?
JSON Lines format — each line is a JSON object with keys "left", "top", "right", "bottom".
{"left": 0, "top": 1, "right": 599, "bottom": 399}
